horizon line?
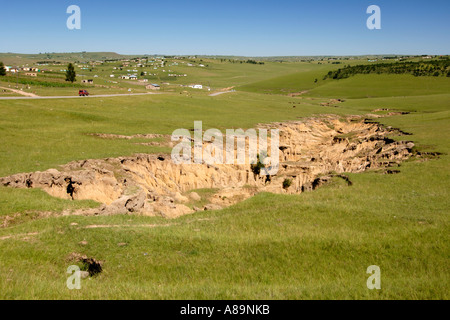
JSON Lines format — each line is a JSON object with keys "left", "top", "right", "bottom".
{"left": 1, "top": 52, "right": 449, "bottom": 58}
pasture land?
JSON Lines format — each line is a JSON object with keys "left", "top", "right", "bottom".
{"left": 0, "top": 55, "right": 448, "bottom": 299}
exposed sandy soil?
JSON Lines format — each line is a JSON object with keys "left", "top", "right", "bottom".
{"left": 287, "top": 90, "right": 309, "bottom": 97}
{"left": 0, "top": 86, "right": 39, "bottom": 97}
{"left": 0, "top": 114, "right": 417, "bottom": 219}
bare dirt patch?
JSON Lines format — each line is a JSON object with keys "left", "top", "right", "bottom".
{"left": 0, "top": 86, "right": 39, "bottom": 97}
{"left": 320, "top": 98, "right": 345, "bottom": 107}
{"left": 89, "top": 132, "right": 173, "bottom": 148}
{"left": 89, "top": 133, "right": 168, "bottom": 140}
{"left": 83, "top": 223, "right": 172, "bottom": 229}
{"left": 0, "top": 232, "right": 39, "bottom": 241}
{"left": 288, "top": 90, "right": 309, "bottom": 97}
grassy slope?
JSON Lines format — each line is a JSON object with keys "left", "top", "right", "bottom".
{"left": 0, "top": 92, "right": 348, "bottom": 177}
{"left": 306, "top": 74, "right": 450, "bottom": 99}
{"left": 0, "top": 64, "right": 448, "bottom": 299}
{"left": 237, "top": 64, "right": 338, "bottom": 94}
{"left": 0, "top": 56, "right": 316, "bottom": 97}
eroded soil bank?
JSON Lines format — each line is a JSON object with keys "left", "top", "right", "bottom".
{"left": 1, "top": 114, "right": 416, "bottom": 218}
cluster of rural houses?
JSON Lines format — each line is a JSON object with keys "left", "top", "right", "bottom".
{"left": 3, "top": 66, "right": 41, "bottom": 77}
{"left": 3, "top": 56, "right": 210, "bottom": 93}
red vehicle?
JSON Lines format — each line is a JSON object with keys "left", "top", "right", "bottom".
{"left": 79, "top": 90, "right": 89, "bottom": 96}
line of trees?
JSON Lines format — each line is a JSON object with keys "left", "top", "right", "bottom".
{"left": 36, "top": 61, "right": 62, "bottom": 65}
{"left": 245, "top": 59, "right": 265, "bottom": 65}
{"left": 323, "top": 58, "right": 450, "bottom": 80}
{"left": 219, "top": 58, "right": 264, "bottom": 65}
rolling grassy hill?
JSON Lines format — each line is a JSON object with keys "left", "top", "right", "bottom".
{"left": 306, "top": 74, "right": 450, "bottom": 99}
{"left": 0, "top": 57, "right": 448, "bottom": 299}
{"left": 0, "top": 52, "right": 128, "bottom": 65}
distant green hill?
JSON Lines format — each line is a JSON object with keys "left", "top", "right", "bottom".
{"left": 0, "top": 52, "right": 131, "bottom": 65}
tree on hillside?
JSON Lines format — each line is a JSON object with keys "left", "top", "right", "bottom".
{"left": 65, "top": 63, "right": 76, "bottom": 83}
{"left": 0, "top": 62, "right": 6, "bottom": 76}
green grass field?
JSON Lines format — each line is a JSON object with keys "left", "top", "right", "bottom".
{"left": 0, "top": 55, "right": 448, "bottom": 299}
{"left": 0, "top": 54, "right": 369, "bottom": 97}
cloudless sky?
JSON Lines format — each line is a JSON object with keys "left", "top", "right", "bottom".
{"left": 1, "top": 0, "right": 449, "bottom": 56}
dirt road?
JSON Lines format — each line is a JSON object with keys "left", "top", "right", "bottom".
{"left": 0, "top": 92, "right": 161, "bottom": 100}
{"left": 209, "top": 90, "right": 236, "bottom": 97}
{"left": 0, "top": 86, "right": 39, "bottom": 97}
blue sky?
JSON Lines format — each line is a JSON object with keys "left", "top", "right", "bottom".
{"left": 1, "top": 0, "right": 449, "bottom": 56}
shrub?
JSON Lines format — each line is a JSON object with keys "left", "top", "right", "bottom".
{"left": 250, "top": 154, "right": 265, "bottom": 176}
{"left": 282, "top": 178, "right": 292, "bottom": 189}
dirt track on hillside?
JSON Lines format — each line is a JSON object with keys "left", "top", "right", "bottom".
{"left": 0, "top": 86, "right": 39, "bottom": 97}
